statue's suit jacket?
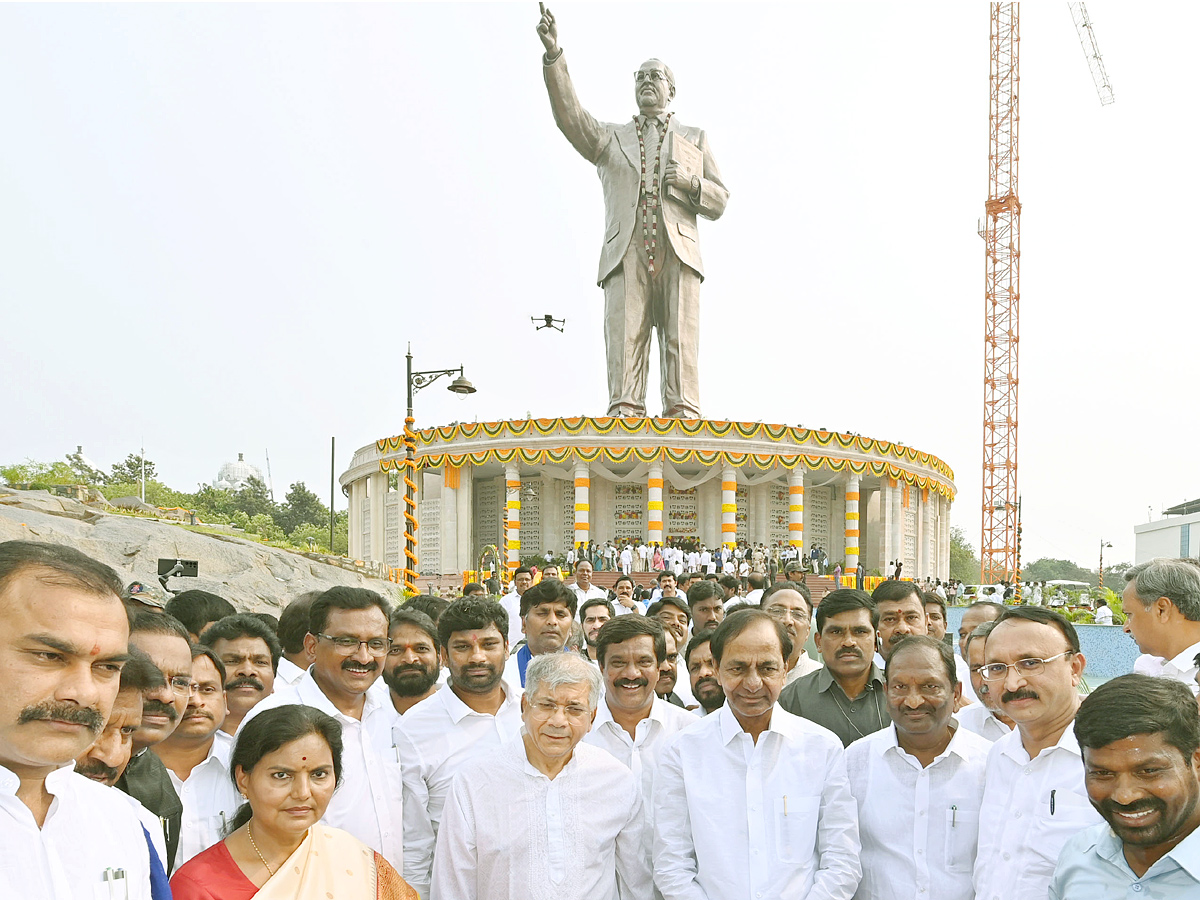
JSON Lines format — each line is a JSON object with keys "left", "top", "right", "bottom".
{"left": 543, "top": 51, "right": 729, "bottom": 286}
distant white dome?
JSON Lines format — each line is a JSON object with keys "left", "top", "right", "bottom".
{"left": 215, "top": 453, "right": 265, "bottom": 492}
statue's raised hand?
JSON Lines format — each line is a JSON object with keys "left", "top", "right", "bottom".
{"left": 537, "top": 6, "right": 558, "bottom": 55}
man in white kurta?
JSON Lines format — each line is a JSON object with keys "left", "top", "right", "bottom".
{"left": 652, "top": 610, "right": 861, "bottom": 900}
{"left": 845, "top": 636, "right": 992, "bottom": 900}
{"left": 972, "top": 608, "right": 1104, "bottom": 900}
{"left": 431, "top": 653, "right": 650, "bottom": 900}
{"left": 394, "top": 598, "right": 523, "bottom": 893}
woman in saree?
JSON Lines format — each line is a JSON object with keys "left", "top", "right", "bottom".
{"left": 170, "top": 704, "right": 418, "bottom": 900}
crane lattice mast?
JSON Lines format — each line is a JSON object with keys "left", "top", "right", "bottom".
{"left": 1068, "top": 3, "right": 1115, "bottom": 105}
{"left": 980, "top": 3, "right": 1020, "bottom": 584}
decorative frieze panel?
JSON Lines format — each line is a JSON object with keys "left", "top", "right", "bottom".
{"left": 614, "top": 483, "right": 645, "bottom": 542}
{"left": 666, "top": 485, "right": 698, "bottom": 537}
{"left": 418, "top": 498, "right": 440, "bottom": 575}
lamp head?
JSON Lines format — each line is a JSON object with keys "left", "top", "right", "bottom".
{"left": 448, "top": 375, "right": 476, "bottom": 395}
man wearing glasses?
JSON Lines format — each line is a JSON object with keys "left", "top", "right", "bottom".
{"left": 239, "top": 587, "right": 410, "bottom": 876}
{"left": 973, "top": 607, "right": 1104, "bottom": 900}
{"left": 761, "top": 581, "right": 821, "bottom": 684}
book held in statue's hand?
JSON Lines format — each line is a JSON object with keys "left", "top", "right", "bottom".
{"left": 666, "top": 132, "right": 702, "bottom": 205}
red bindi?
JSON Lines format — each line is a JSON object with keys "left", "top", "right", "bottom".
{"left": 302, "top": 756, "right": 307, "bottom": 761}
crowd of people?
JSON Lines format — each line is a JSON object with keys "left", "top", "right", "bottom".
{"left": 3, "top": 536, "right": 1200, "bottom": 899}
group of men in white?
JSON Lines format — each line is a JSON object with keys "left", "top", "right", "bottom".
{"left": 6, "top": 535, "right": 1200, "bottom": 899}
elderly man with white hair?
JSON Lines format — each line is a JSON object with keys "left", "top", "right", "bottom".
{"left": 430, "top": 652, "right": 651, "bottom": 900}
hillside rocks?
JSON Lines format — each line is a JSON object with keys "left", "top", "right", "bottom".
{"left": 0, "top": 487, "right": 402, "bottom": 612}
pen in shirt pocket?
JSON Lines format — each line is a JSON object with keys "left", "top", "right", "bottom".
{"left": 783, "top": 795, "right": 788, "bottom": 817}
{"left": 951, "top": 804, "right": 957, "bottom": 827}
{"left": 1050, "top": 790, "right": 1056, "bottom": 815}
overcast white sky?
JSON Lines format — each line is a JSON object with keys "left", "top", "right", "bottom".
{"left": 1, "top": 3, "right": 1193, "bottom": 571}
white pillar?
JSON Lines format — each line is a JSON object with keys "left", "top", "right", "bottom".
{"left": 573, "top": 462, "right": 590, "bottom": 552}
{"left": 647, "top": 463, "right": 664, "bottom": 546}
{"left": 921, "top": 489, "right": 933, "bottom": 579}
{"left": 721, "top": 465, "right": 737, "bottom": 549}
{"left": 441, "top": 474, "right": 456, "bottom": 578}
{"left": 369, "top": 471, "right": 387, "bottom": 565}
{"left": 787, "top": 469, "right": 804, "bottom": 551}
{"left": 844, "top": 474, "right": 861, "bottom": 576}
{"left": 890, "top": 481, "right": 904, "bottom": 570}
{"left": 348, "top": 478, "right": 365, "bottom": 560}
{"left": 456, "top": 466, "right": 473, "bottom": 574}
{"left": 505, "top": 464, "right": 521, "bottom": 575}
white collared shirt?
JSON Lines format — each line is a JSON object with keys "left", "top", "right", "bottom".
{"left": 0, "top": 763, "right": 152, "bottom": 899}
{"left": 973, "top": 723, "right": 1104, "bottom": 900}
{"left": 275, "top": 656, "right": 309, "bottom": 686}
{"left": 953, "top": 704, "right": 1012, "bottom": 742}
{"left": 431, "top": 737, "right": 650, "bottom": 900}
{"left": 845, "top": 724, "right": 992, "bottom": 900}
{"left": 163, "top": 730, "right": 242, "bottom": 868}
{"left": 239, "top": 669, "right": 408, "bottom": 876}
{"left": 500, "top": 592, "right": 524, "bottom": 645}
{"left": 584, "top": 695, "right": 698, "bottom": 840}
{"left": 1158, "top": 639, "right": 1200, "bottom": 696}
{"left": 393, "top": 681, "right": 524, "bottom": 894}
{"left": 954, "top": 655, "right": 979, "bottom": 705}
{"left": 652, "top": 704, "right": 861, "bottom": 900}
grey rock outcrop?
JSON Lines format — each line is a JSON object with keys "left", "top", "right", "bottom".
{"left": 0, "top": 487, "right": 402, "bottom": 612}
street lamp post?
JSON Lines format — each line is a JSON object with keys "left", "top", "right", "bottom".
{"left": 403, "top": 344, "right": 476, "bottom": 592}
{"left": 1098, "top": 539, "right": 1112, "bottom": 591}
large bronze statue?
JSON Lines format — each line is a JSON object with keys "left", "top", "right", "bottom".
{"left": 538, "top": 7, "right": 729, "bottom": 419}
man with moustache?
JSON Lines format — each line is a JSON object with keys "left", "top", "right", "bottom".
{"left": 973, "top": 607, "right": 1103, "bottom": 900}
{"left": 199, "top": 613, "right": 281, "bottom": 734}
{"left": 687, "top": 579, "right": 726, "bottom": 634}
{"left": 74, "top": 649, "right": 173, "bottom": 897}
{"left": 581, "top": 597, "right": 616, "bottom": 664}
{"left": 503, "top": 578, "right": 577, "bottom": 689}
{"left": 150, "top": 645, "right": 241, "bottom": 869}
{"left": 780, "top": 590, "right": 888, "bottom": 747}
{"left": 649, "top": 594, "right": 697, "bottom": 706}
{"left": 501, "top": 567, "right": 535, "bottom": 645}
{"left": 955, "top": 621, "right": 1015, "bottom": 741}
{"left": 956, "top": 601, "right": 1004, "bottom": 705}
{"left": 0, "top": 541, "right": 153, "bottom": 897}
{"left": 584, "top": 616, "right": 695, "bottom": 847}
{"left": 1051, "top": 675, "right": 1200, "bottom": 897}
{"left": 761, "top": 581, "right": 821, "bottom": 684}
{"left": 653, "top": 610, "right": 861, "bottom": 899}
{"left": 923, "top": 591, "right": 948, "bottom": 641}
{"left": 871, "top": 580, "right": 928, "bottom": 667}
{"left": 240, "top": 586, "right": 408, "bottom": 874}
{"left": 655, "top": 629, "right": 690, "bottom": 708}
{"left": 613, "top": 572, "right": 644, "bottom": 614}
{"left": 384, "top": 608, "right": 441, "bottom": 715}
{"left": 119, "top": 612, "right": 193, "bottom": 873}
{"left": 684, "top": 633, "right": 725, "bottom": 714}
{"left": 845, "top": 636, "right": 992, "bottom": 900}
{"left": 433, "top": 652, "right": 650, "bottom": 899}
{"left": 394, "top": 598, "right": 523, "bottom": 896}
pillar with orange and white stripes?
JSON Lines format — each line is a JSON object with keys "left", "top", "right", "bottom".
{"left": 787, "top": 470, "right": 804, "bottom": 550}
{"left": 721, "top": 465, "right": 737, "bottom": 549}
{"left": 573, "top": 462, "right": 590, "bottom": 552}
{"left": 505, "top": 464, "right": 521, "bottom": 572}
{"left": 844, "top": 474, "right": 860, "bottom": 574}
{"left": 647, "top": 463, "right": 663, "bottom": 546}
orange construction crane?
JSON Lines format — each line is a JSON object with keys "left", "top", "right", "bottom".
{"left": 980, "top": 3, "right": 1020, "bottom": 584}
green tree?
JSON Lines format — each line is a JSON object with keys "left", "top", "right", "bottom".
{"left": 277, "top": 482, "right": 329, "bottom": 535}
{"left": 950, "top": 527, "right": 982, "bottom": 583}
{"left": 234, "top": 476, "right": 275, "bottom": 520}
{"left": 333, "top": 509, "right": 349, "bottom": 556}
{"left": 191, "top": 484, "right": 239, "bottom": 522}
{"left": 1, "top": 459, "right": 79, "bottom": 487}
{"left": 101, "top": 479, "right": 190, "bottom": 509}
{"left": 1023, "top": 558, "right": 1097, "bottom": 587}
{"left": 289, "top": 522, "right": 330, "bottom": 552}
{"left": 109, "top": 454, "right": 157, "bottom": 485}
{"left": 248, "top": 513, "right": 285, "bottom": 542}
{"left": 65, "top": 448, "right": 108, "bottom": 485}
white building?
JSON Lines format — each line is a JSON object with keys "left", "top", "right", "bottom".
{"left": 1134, "top": 499, "right": 1200, "bottom": 563}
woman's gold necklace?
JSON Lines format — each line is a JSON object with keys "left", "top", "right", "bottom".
{"left": 247, "top": 822, "right": 275, "bottom": 876}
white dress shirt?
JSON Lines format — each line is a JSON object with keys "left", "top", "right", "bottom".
{"left": 954, "top": 655, "right": 979, "bottom": 705}
{"left": 953, "top": 704, "right": 1012, "bottom": 742}
{"left": 500, "top": 591, "right": 525, "bottom": 644}
{"left": 1158, "top": 639, "right": 1200, "bottom": 696}
{"left": 164, "top": 730, "right": 242, "bottom": 867}
{"left": 972, "top": 724, "right": 1104, "bottom": 900}
{"left": 431, "top": 736, "right": 650, "bottom": 900}
{"left": 393, "top": 681, "right": 524, "bottom": 893}
{"left": 845, "top": 724, "right": 992, "bottom": 900}
{"left": 239, "top": 670, "right": 409, "bottom": 878}
{"left": 652, "top": 704, "right": 861, "bottom": 900}
{"left": 275, "top": 656, "right": 309, "bottom": 686}
{"left": 0, "top": 763, "right": 152, "bottom": 899}
{"left": 785, "top": 653, "right": 823, "bottom": 685}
